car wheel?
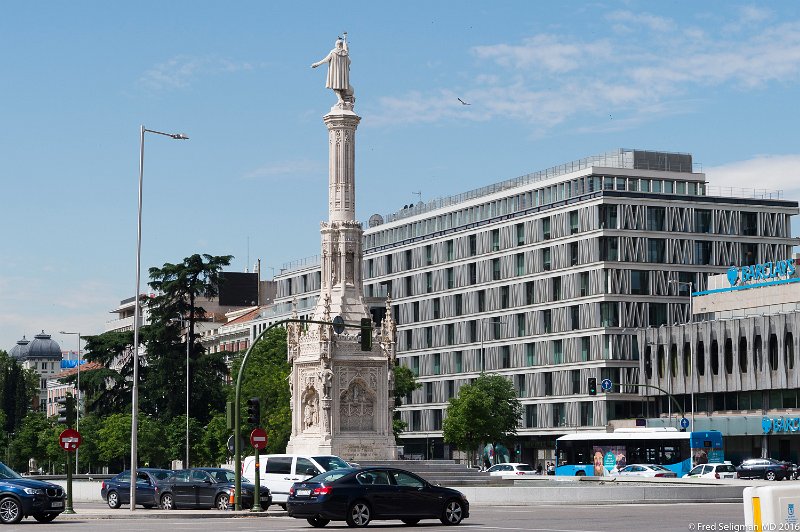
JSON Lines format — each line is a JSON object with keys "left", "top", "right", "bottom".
{"left": 279, "top": 503, "right": 287, "bottom": 511}
{"left": 345, "top": 500, "right": 371, "bottom": 527}
{"left": 766, "top": 471, "right": 777, "bottom": 481}
{"left": 307, "top": 516, "right": 331, "bottom": 527}
{"left": 440, "top": 499, "right": 464, "bottom": 525}
{"left": 0, "top": 497, "right": 23, "bottom": 525}
{"left": 107, "top": 490, "right": 121, "bottom": 509}
{"left": 401, "top": 518, "right": 420, "bottom": 525}
{"left": 215, "top": 493, "right": 229, "bottom": 511}
{"left": 575, "top": 471, "right": 586, "bottom": 476}
{"left": 160, "top": 493, "right": 176, "bottom": 510}
{"left": 32, "top": 513, "right": 58, "bottom": 523}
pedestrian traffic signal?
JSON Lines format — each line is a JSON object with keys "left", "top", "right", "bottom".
{"left": 588, "top": 378, "right": 597, "bottom": 396}
{"left": 360, "top": 318, "right": 372, "bottom": 351}
{"left": 57, "top": 394, "right": 76, "bottom": 426}
{"left": 246, "top": 397, "right": 260, "bottom": 426}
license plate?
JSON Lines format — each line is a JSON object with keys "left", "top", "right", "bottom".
{"left": 51, "top": 501, "right": 63, "bottom": 508}
{"left": 296, "top": 489, "right": 311, "bottom": 496}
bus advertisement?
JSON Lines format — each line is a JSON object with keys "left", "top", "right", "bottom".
{"left": 555, "top": 428, "right": 724, "bottom": 477}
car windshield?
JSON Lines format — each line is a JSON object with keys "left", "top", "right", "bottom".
{"left": 313, "top": 456, "right": 350, "bottom": 471}
{"left": 0, "top": 463, "right": 22, "bottom": 480}
{"left": 211, "top": 470, "right": 237, "bottom": 483}
{"left": 307, "top": 468, "right": 355, "bottom": 484}
{"left": 516, "top": 465, "right": 534, "bottom": 471}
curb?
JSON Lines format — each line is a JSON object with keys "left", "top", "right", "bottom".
{"left": 56, "top": 509, "right": 288, "bottom": 520}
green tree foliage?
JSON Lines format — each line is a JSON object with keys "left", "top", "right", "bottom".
{"left": 230, "top": 327, "right": 290, "bottom": 454}
{"left": 144, "top": 253, "right": 233, "bottom": 423}
{"left": 9, "top": 412, "right": 56, "bottom": 472}
{"left": 0, "top": 350, "right": 39, "bottom": 434}
{"left": 80, "top": 330, "right": 135, "bottom": 416}
{"left": 442, "top": 373, "right": 522, "bottom": 454}
{"left": 199, "top": 412, "right": 230, "bottom": 466}
{"left": 97, "top": 413, "right": 132, "bottom": 470}
{"left": 392, "top": 365, "right": 420, "bottom": 441}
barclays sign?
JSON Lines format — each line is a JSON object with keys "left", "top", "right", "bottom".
{"left": 728, "top": 258, "right": 796, "bottom": 287}
{"left": 763, "top": 416, "right": 800, "bottom": 434}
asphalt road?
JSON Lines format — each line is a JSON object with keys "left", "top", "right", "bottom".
{"left": 34, "top": 502, "right": 745, "bottom": 531}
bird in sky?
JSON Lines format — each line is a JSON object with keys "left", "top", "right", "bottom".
{"left": 458, "top": 98, "right": 471, "bottom": 106}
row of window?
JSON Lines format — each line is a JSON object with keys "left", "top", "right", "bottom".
{"left": 646, "top": 332, "right": 795, "bottom": 380}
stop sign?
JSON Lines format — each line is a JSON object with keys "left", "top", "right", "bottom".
{"left": 58, "top": 428, "right": 82, "bottom": 452}
{"left": 250, "top": 428, "right": 268, "bottom": 449}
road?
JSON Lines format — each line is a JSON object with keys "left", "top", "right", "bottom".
{"left": 37, "top": 502, "right": 745, "bottom": 531}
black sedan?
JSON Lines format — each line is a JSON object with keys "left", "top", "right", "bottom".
{"left": 737, "top": 458, "right": 790, "bottom": 480}
{"left": 101, "top": 468, "right": 173, "bottom": 509}
{"left": 287, "top": 467, "right": 469, "bottom": 527}
{"left": 156, "top": 468, "right": 271, "bottom": 510}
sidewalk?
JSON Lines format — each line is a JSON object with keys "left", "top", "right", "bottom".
{"left": 56, "top": 503, "right": 287, "bottom": 520}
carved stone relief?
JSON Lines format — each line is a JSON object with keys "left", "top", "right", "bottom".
{"left": 339, "top": 378, "right": 375, "bottom": 431}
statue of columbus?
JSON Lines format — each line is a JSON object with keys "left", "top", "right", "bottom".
{"left": 311, "top": 32, "right": 354, "bottom": 106}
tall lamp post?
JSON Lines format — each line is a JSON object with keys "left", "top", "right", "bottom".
{"left": 59, "top": 331, "right": 81, "bottom": 471}
{"left": 669, "top": 279, "right": 694, "bottom": 431}
{"left": 130, "top": 126, "right": 188, "bottom": 511}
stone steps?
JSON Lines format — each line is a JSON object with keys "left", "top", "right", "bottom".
{"left": 358, "top": 460, "right": 512, "bottom": 487}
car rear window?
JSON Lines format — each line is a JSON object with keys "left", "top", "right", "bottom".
{"left": 265, "top": 457, "right": 292, "bottom": 474}
{"left": 516, "top": 465, "right": 534, "bottom": 471}
{"left": 650, "top": 465, "right": 670, "bottom": 471}
{"left": 716, "top": 465, "right": 736, "bottom": 473}
{"left": 308, "top": 469, "right": 354, "bottom": 484}
{"left": 313, "top": 456, "right": 350, "bottom": 471}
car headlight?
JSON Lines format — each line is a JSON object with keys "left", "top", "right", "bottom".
{"left": 23, "top": 488, "right": 45, "bottom": 495}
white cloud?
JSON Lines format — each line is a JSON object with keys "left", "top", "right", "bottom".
{"left": 370, "top": 11, "right": 800, "bottom": 131}
{"left": 704, "top": 154, "right": 800, "bottom": 200}
{"left": 242, "top": 160, "right": 322, "bottom": 181}
{"left": 139, "top": 55, "right": 254, "bottom": 91}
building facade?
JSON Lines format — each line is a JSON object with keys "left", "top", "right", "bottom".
{"left": 248, "top": 148, "right": 798, "bottom": 465}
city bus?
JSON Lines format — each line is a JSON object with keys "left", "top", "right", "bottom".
{"left": 555, "top": 428, "right": 724, "bottom": 477}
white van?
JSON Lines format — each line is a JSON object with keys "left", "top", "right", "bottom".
{"left": 241, "top": 454, "right": 350, "bottom": 507}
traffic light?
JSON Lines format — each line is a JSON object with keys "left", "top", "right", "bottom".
{"left": 246, "top": 397, "right": 260, "bottom": 426}
{"left": 588, "top": 378, "right": 597, "bottom": 396}
{"left": 360, "top": 318, "right": 372, "bottom": 351}
{"left": 57, "top": 394, "right": 76, "bottom": 426}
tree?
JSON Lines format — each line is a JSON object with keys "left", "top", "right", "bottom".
{"left": 442, "top": 374, "right": 522, "bottom": 459}
{"left": 144, "top": 253, "right": 233, "bottom": 422}
{"left": 392, "top": 365, "right": 420, "bottom": 441}
{"left": 97, "top": 413, "right": 132, "bottom": 471}
{"left": 230, "top": 327, "right": 290, "bottom": 454}
{"left": 0, "top": 351, "right": 38, "bottom": 434}
{"left": 79, "top": 330, "right": 135, "bottom": 416}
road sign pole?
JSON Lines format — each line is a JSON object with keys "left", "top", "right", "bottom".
{"left": 64, "top": 451, "right": 74, "bottom": 514}
{"left": 251, "top": 445, "right": 261, "bottom": 512}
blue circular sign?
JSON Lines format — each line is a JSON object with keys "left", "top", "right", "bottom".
{"left": 601, "top": 378, "right": 612, "bottom": 392}
{"left": 680, "top": 417, "right": 690, "bottom": 429}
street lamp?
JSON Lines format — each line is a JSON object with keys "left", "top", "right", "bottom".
{"left": 59, "top": 331, "right": 81, "bottom": 471}
{"left": 669, "top": 279, "right": 694, "bottom": 431}
{"left": 131, "top": 125, "right": 188, "bottom": 511}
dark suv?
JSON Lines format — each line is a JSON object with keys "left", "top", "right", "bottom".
{"left": 0, "top": 461, "right": 65, "bottom": 524}
{"left": 737, "top": 458, "right": 789, "bottom": 481}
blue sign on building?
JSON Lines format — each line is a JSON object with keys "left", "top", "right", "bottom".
{"left": 762, "top": 416, "right": 800, "bottom": 434}
{"left": 728, "top": 258, "right": 796, "bottom": 287}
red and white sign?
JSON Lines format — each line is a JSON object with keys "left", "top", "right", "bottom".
{"left": 250, "top": 428, "right": 268, "bottom": 449}
{"left": 58, "top": 428, "right": 82, "bottom": 452}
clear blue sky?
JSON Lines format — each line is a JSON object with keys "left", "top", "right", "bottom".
{"left": 2, "top": 1, "right": 800, "bottom": 350}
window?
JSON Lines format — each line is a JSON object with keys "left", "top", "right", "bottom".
{"left": 446, "top": 324, "right": 455, "bottom": 345}
{"left": 454, "top": 351, "right": 463, "bottom": 373}
{"left": 386, "top": 254, "right": 393, "bottom": 274}
{"left": 367, "top": 259, "right": 374, "bottom": 278}
{"left": 580, "top": 402, "right": 593, "bottom": 426}
{"left": 469, "top": 234, "right": 477, "bottom": 256}
{"left": 469, "top": 320, "right": 478, "bottom": 342}
{"left": 413, "top": 302, "right": 420, "bottom": 322}
{"left": 516, "top": 223, "right": 525, "bottom": 246}
{"left": 478, "top": 290, "right": 486, "bottom": 312}
{"left": 426, "top": 272, "right": 433, "bottom": 293}
{"left": 425, "top": 245, "right": 433, "bottom": 266}
{"left": 517, "top": 313, "right": 526, "bottom": 336}
{"left": 601, "top": 302, "right": 619, "bottom": 327}
{"left": 742, "top": 212, "right": 758, "bottom": 236}
{"left": 516, "top": 374, "right": 526, "bottom": 397}
{"left": 425, "top": 382, "right": 433, "bottom": 403}
{"left": 600, "top": 204, "right": 617, "bottom": 229}
{"left": 525, "top": 404, "right": 537, "bottom": 428}
{"left": 468, "top": 263, "right": 477, "bottom": 285}
{"left": 426, "top": 327, "right": 433, "bottom": 348}
{"left": 544, "top": 372, "right": 553, "bottom": 396}
{"left": 491, "top": 229, "right": 500, "bottom": 251}
{"left": 405, "top": 249, "right": 413, "bottom": 270}
{"left": 581, "top": 337, "right": 590, "bottom": 361}
{"left": 543, "top": 247, "right": 552, "bottom": 270}
{"left": 553, "top": 339, "right": 563, "bottom": 364}
{"left": 432, "top": 409, "right": 443, "bottom": 430}
{"left": 447, "top": 380, "right": 455, "bottom": 398}
{"left": 600, "top": 237, "right": 618, "bottom": 261}
{"left": 542, "top": 217, "right": 551, "bottom": 240}
{"left": 411, "top": 411, "right": 421, "bottom": 431}
{"left": 433, "top": 353, "right": 441, "bottom": 375}
{"left": 572, "top": 370, "right": 580, "bottom": 394}
{"left": 542, "top": 309, "right": 552, "bottom": 333}
{"left": 553, "top": 403, "right": 565, "bottom": 427}
{"left": 405, "top": 329, "right": 413, "bottom": 349}
{"left": 580, "top": 272, "right": 590, "bottom": 297}
{"left": 742, "top": 243, "right": 758, "bottom": 266}
{"left": 516, "top": 253, "right": 525, "bottom": 276}
{"left": 500, "top": 286, "right": 509, "bottom": 309}
{"left": 553, "top": 276, "right": 562, "bottom": 301}
{"left": 501, "top": 346, "right": 511, "bottom": 369}
{"left": 694, "top": 241, "right": 712, "bottom": 265}
{"left": 630, "top": 270, "right": 649, "bottom": 295}
{"left": 433, "top": 298, "right": 440, "bottom": 319}
{"left": 648, "top": 239, "right": 665, "bottom": 263}
{"left": 526, "top": 281, "right": 535, "bottom": 305}
{"left": 412, "top": 356, "right": 420, "bottom": 376}
{"left": 405, "top": 276, "right": 413, "bottom": 297}
{"left": 265, "top": 457, "right": 292, "bottom": 474}
{"left": 695, "top": 209, "right": 712, "bottom": 233}
{"left": 570, "top": 211, "right": 579, "bottom": 234}
{"left": 570, "top": 305, "right": 580, "bottom": 330}
{"left": 446, "top": 267, "right": 455, "bottom": 289}
{"left": 648, "top": 303, "right": 667, "bottom": 327}
{"left": 570, "top": 242, "right": 579, "bottom": 266}
{"left": 446, "top": 240, "right": 454, "bottom": 261}
{"left": 647, "top": 207, "right": 665, "bottom": 231}
{"left": 492, "top": 258, "right": 501, "bottom": 280}
{"left": 526, "top": 343, "right": 536, "bottom": 366}
{"left": 454, "top": 294, "right": 463, "bottom": 316}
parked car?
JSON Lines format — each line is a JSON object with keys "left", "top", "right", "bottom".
{"left": 737, "top": 458, "right": 790, "bottom": 481}
{"left": 156, "top": 468, "right": 271, "bottom": 510}
{"left": 0, "top": 461, "right": 65, "bottom": 524}
{"left": 101, "top": 468, "right": 174, "bottom": 509}
{"left": 242, "top": 454, "right": 350, "bottom": 508}
{"left": 615, "top": 464, "right": 678, "bottom": 478}
{"left": 287, "top": 467, "right": 470, "bottom": 527}
{"left": 780, "top": 462, "right": 799, "bottom": 480}
{"left": 486, "top": 463, "right": 537, "bottom": 476}
{"left": 683, "top": 463, "right": 738, "bottom": 479}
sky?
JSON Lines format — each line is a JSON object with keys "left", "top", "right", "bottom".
{"left": 2, "top": 1, "right": 800, "bottom": 351}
